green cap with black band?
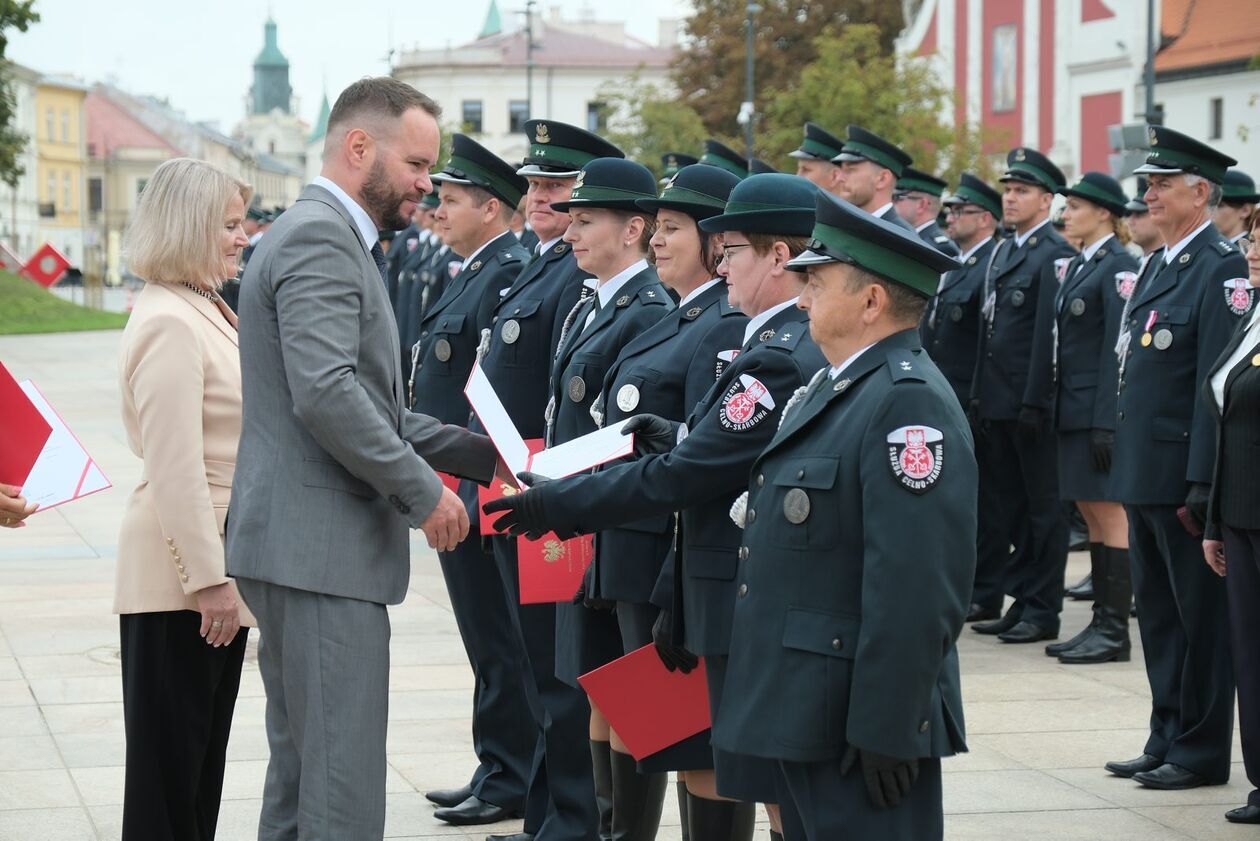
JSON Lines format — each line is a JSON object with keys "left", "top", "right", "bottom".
{"left": 831, "top": 125, "right": 913, "bottom": 179}
{"left": 697, "top": 173, "right": 819, "bottom": 236}
{"left": 896, "top": 166, "right": 948, "bottom": 198}
{"left": 789, "top": 122, "right": 846, "bottom": 163}
{"left": 430, "top": 133, "right": 528, "bottom": 208}
{"left": 700, "top": 139, "right": 749, "bottom": 180}
{"left": 1133, "top": 125, "right": 1236, "bottom": 185}
{"left": 550, "top": 158, "right": 659, "bottom": 212}
{"left": 517, "top": 120, "right": 624, "bottom": 178}
{"left": 1223, "top": 169, "right": 1260, "bottom": 204}
{"left": 1000, "top": 146, "right": 1065, "bottom": 192}
{"left": 638, "top": 164, "right": 741, "bottom": 221}
{"left": 1057, "top": 171, "right": 1129, "bottom": 216}
{"left": 786, "top": 191, "right": 960, "bottom": 297}
{"left": 943, "top": 173, "right": 1002, "bottom": 220}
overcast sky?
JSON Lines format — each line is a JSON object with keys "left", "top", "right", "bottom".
{"left": 9, "top": 0, "right": 691, "bottom": 131}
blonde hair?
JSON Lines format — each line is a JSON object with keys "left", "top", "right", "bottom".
{"left": 1111, "top": 214, "right": 1132, "bottom": 247}
{"left": 125, "top": 158, "right": 252, "bottom": 289}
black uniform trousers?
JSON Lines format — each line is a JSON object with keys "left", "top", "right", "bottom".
{"left": 1225, "top": 524, "right": 1260, "bottom": 804}
{"left": 1128, "top": 504, "right": 1234, "bottom": 781}
{"left": 973, "top": 419, "right": 1067, "bottom": 630}
{"left": 491, "top": 533, "right": 598, "bottom": 840}
{"left": 119, "top": 610, "right": 247, "bottom": 841}
{"left": 774, "top": 755, "right": 943, "bottom": 841}
{"left": 435, "top": 481, "right": 537, "bottom": 811}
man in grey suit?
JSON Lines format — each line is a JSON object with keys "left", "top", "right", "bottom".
{"left": 227, "top": 77, "right": 501, "bottom": 840}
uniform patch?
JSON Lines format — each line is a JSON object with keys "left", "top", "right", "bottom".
{"left": 886, "top": 425, "right": 944, "bottom": 494}
{"left": 1054, "top": 257, "right": 1072, "bottom": 284}
{"left": 1115, "top": 271, "right": 1137, "bottom": 300}
{"left": 1224, "top": 279, "right": 1255, "bottom": 316}
{"left": 719, "top": 374, "right": 776, "bottom": 431}
{"left": 715, "top": 348, "right": 740, "bottom": 378}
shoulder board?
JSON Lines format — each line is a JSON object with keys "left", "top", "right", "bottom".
{"left": 887, "top": 350, "right": 927, "bottom": 383}
{"left": 1215, "top": 240, "right": 1237, "bottom": 257}
{"left": 718, "top": 294, "right": 742, "bottom": 316}
{"left": 764, "top": 325, "right": 806, "bottom": 351}
{"left": 637, "top": 285, "right": 670, "bottom": 306}
{"left": 498, "top": 249, "right": 525, "bottom": 265}
{"left": 934, "top": 235, "right": 951, "bottom": 244}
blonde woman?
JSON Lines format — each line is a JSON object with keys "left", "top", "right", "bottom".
{"left": 115, "top": 157, "right": 254, "bottom": 841}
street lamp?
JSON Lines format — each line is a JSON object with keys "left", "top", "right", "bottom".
{"left": 741, "top": 3, "right": 762, "bottom": 164}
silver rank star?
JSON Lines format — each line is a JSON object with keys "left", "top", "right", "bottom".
{"left": 900, "top": 361, "right": 912, "bottom": 371}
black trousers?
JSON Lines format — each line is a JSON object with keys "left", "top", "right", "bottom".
{"left": 974, "top": 420, "right": 1068, "bottom": 630}
{"left": 1128, "top": 504, "right": 1234, "bottom": 780}
{"left": 1225, "top": 524, "right": 1260, "bottom": 803}
{"left": 119, "top": 610, "right": 247, "bottom": 841}
{"left": 776, "top": 754, "right": 943, "bottom": 841}
{"left": 491, "top": 534, "right": 598, "bottom": 840}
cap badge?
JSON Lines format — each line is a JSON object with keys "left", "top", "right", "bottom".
{"left": 535, "top": 124, "right": 551, "bottom": 144}
{"left": 1014, "top": 148, "right": 1027, "bottom": 162}
{"left": 573, "top": 170, "right": 586, "bottom": 190}
{"left": 1149, "top": 127, "right": 1158, "bottom": 146}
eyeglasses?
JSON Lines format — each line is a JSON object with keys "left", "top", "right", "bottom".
{"left": 945, "top": 207, "right": 987, "bottom": 218}
{"left": 720, "top": 243, "right": 754, "bottom": 261}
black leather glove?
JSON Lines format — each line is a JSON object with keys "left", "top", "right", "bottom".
{"left": 482, "top": 472, "right": 553, "bottom": 540}
{"left": 1185, "top": 482, "right": 1211, "bottom": 530}
{"left": 571, "top": 561, "right": 614, "bottom": 611}
{"left": 651, "top": 609, "right": 698, "bottom": 674}
{"left": 1017, "top": 405, "right": 1045, "bottom": 443}
{"left": 620, "top": 414, "right": 679, "bottom": 457}
{"left": 840, "top": 746, "right": 920, "bottom": 810}
{"left": 1089, "top": 429, "right": 1115, "bottom": 474}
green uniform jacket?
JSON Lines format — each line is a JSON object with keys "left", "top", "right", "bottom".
{"left": 713, "top": 329, "right": 976, "bottom": 762}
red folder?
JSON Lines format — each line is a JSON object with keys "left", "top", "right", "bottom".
{"left": 0, "top": 362, "right": 53, "bottom": 485}
{"left": 578, "top": 645, "right": 712, "bottom": 760}
{"left": 436, "top": 472, "right": 461, "bottom": 493}
{"left": 517, "top": 532, "right": 593, "bottom": 604}
{"left": 479, "top": 438, "right": 545, "bottom": 536}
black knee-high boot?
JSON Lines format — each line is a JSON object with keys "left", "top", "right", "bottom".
{"left": 687, "top": 792, "right": 755, "bottom": 841}
{"left": 1046, "top": 542, "right": 1105, "bottom": 656}
{"left": 1059, "top": 546, "right": 1132, "bottom": 664}
{"left": 677, "top": 780, "right": 691, "bottom": 841}
{"left": 610, "top": 749, "right": 666, "bottom": 841}
{"left": 591, "top": 740, "right": 614, "bottom": 841}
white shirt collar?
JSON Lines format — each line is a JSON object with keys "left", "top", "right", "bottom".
{"left": 830, "top": 343, "right": 876, "bottom": 379}
{"left": 870, "top": 202, "right": 894, "bottom": 220}
{"left": 312, "top": 176, "right": 379, "bottom": 250}
{"left": 957, "top": 238, "right": 990, "bottom": 265}
{"left": 1080, "top": 233, "right": 1114, "bottom": 264}
{"left": 915, "top": 220, "right": 934, "bottom": 234}
{"left": 1231, "top": 231, "right": 1247, "bottom": 244}
{"left": 460, "top": 230, "right": 509, "bottom": 271}
{"left": 595, "top": 258, "right": 649, "bottom": 309}
{"left": 1013, "top": 217, "right": 1051, "bottom": 249}
{"left": 680, "top": 277, "right": 723, "bottom": 306}
{"left": 742, "top": 297, "right": 800, "bottom": 345}
{"left": 1164, "top": 219, "right": 1214, "bottom": 264}
{"left": 538, "top": 236, "right": 563, "bottom": 255}
{"left": 418, "top": 229, "right": 433, "bottom": 243}
{"left": 248, "top": 230, "right": 265, "bottom": 246}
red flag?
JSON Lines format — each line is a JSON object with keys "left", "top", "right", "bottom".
{"left": 21, "top": 243, "right": 70, "bottom": 288}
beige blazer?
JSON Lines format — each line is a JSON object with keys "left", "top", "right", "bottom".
{"left": 114, "top": 282, "right": 255, "bottom": 625}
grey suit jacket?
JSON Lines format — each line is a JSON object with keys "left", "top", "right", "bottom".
{"left": 226, "top": 184, "right": 497, "bottom": 605}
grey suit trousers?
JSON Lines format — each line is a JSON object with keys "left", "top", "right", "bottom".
{"left": 237, "top": 577, "right": 390, "bottom": 841}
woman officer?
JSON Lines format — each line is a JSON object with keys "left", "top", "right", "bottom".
{"left": 1045, "top": 172, "right": 1139, "bottom": 664}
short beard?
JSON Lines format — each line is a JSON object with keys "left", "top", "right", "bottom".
{"left": 360, "top": 157, "right": 410, "bottom": 231}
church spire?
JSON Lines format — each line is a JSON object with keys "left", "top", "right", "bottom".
{"left": 251, "top": 17, "right": 292, "bottom": 115}
{"left": 479, "top": 0, "right": 502, "bottom": 38}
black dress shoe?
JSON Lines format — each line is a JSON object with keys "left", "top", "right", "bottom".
{"left": 997, "top": 620, "right": 1057, "bottom": 643}
{"left": 487, "top": 834, "right": 535, "bottom": 841}
{"left": 966, "top": 603, "right": 1000, "bottom": 622}
{"left": 972, "top": 609, "right": 1020, "bottom": 635}
{"left": 1132, "top": 763, "right": 1223, "bottom": 790}
{"left": 434, "top": 795, "right": 519, "bottom": 826}
{"left": 425, "top": 784, "right": 473, "bottom": 808}
{"left": 1105, "top": 753, "right": 1162, "bottom": 778}
{"left": 1226, "top": 804, "right": 1260, "bottom": 824}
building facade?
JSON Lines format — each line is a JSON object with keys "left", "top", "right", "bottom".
{"left": 34, "top": 75, "right": 89, "bottom": 265}
{"left": 392, "top": 3, "right": 675, "bottom": 164}
{"left": 234, "top": 18, "right": 308, "bottom": 177}
{"left": 0, "top": 61, "right": 43, "bottom": 261}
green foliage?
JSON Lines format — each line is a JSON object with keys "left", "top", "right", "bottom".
{"left": 673, "top": 0, "right": 904, "bottom": 138}
{"left": 0, "top": 271, "right": 129, "bottom": 335}
{"left": 760, "top": 25, "right": 1007, "bottom": 185}
{"left": 596, "top": 73, "right": 708, "bottom": 180}
{"left": 0, "top": 1, "right": 38, "bottom": 190}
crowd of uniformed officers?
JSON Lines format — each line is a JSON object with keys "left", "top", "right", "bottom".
{"left": 375, "top": 111, "right": 1260, "bottom": 840}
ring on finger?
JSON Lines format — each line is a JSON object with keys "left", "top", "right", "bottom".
{"left": 211, "top": 618, "right": 224, "bottom": 628}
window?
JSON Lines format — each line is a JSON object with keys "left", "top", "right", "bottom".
{"left": 88, "top": 177, "right": 102, "bottom": 213}
{"left": 462, "top": 100, "right": 483, "bottom": 134}
{"left": 44, "top": 108, "right": 54, "bottom": 140}
{"left": 60, "top": 110, "right": 69, "bottom": 142}
{"left": 45, "top": 171, "right": 55, "bottom": 203}
{"left": 62, "top": 172, "right": 71, "bottom": 210}
{"left": 1209, "top": 97, "right": 1223, "bottom": 141}
{"left": 268, "top": 140, "right": 275, "bottom": 154}
{"left": 586, "top": 101, "right": 607, "bottom": 134}
{"left": 991, "top": 24, "right": 1018, "bottom": 113}
{"left": 508, "top": 100, "right": 529, "bottom": 133}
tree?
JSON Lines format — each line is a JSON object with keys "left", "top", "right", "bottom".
{"left": 0, "top": 0, "right": 39, "bottom": 190}
{"left": 759, "top": 24, "right": 1006, "bottom": 185}
{"left": 673, "top": 0, "right": 904, "bottom": 138}
{"left": 596, "top": 73, "right": 709, "bottom": 180}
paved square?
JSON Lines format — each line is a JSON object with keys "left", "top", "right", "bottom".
{"left": 0, "top": 330, "right": 1251, "bottom": 840}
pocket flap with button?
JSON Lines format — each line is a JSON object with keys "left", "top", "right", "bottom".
{"left": 782, "top": 607, "right": 860, "bottom": 659}
{"left": 686, "top": 546, "right": 737, "bottom": 581}
{"left": 940, "top": 286, "right": 977, "bottom": 303}
{"left": 1158, "top": 306, "right": 1191, "bottom": 325}
{"left": 434, "top": 313, "right": 466, "bottom": 334}
{"left": 1152, "top": 416, "right": 1190, "bottom": 442}
{"left": 505, "top": 298, "right": 543, "bottom": 319}
{"left": 1006, "top": 275, "right": 1033, "bottom": 289}
{"left": 772, "top": 456, "right": 840, "bottom": 489}
{"left": 1066, "top": 371, "right": 1098, "bottom": 389}
{"left": 301, "top": 457, "right": 377, "bottom": 499}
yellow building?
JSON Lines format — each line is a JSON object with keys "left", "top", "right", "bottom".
{"left": 34, "top": 75, "right": 89, "bottom": 265}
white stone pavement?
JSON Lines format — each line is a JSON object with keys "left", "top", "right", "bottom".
{"left": 0, "top": 329, "right": 1254, "bottom": 841}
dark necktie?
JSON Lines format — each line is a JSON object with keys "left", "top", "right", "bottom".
{"left": 370, "top": 242, "right": 388, "bottom": 288}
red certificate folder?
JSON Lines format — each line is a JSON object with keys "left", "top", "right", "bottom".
{"left": 0, "top": 362, "right": 53, "bottom": 485}
{"left": 479, "top": 438, "right": 545, "bottom": 536}
{"left": 578, "top": 645, "right": 712, "bottom": 761}
{"left": 517, "top": 532, "right": 593, "bottom": 604}
{"left": 436, "top": 472, "right": 461, "bottom": 494}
